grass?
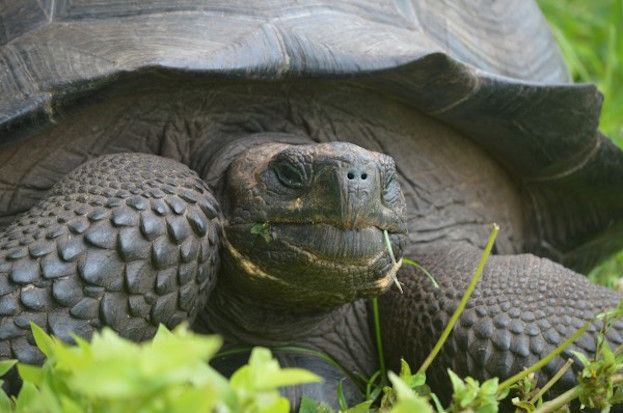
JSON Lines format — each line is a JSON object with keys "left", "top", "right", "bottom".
{"left": 538, "top": 0, "right": 623, "bottom": 287}
{"left": 416, "top": 225, "right": 498, "bottom": 376}
{"left": 312, "top": 224, "right": 623, "bottom": 412}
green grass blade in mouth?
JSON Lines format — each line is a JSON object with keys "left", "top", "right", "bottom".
{"left": 383, "top": 229, "right": 403, "bottom": 293}
{"left": 403, "top": 258, "right": 439, "bottom": 289}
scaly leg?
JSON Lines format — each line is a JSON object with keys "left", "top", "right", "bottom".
{"left": 0, "top": 153, "right": 221, "bottom": 363}
{"left": 380, "top": 242, "right": 623, "bottom": 400}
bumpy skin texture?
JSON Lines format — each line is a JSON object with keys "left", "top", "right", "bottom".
{"left": 1, "top": 137, "right": 623, "bottom": 411}
{"left": 380, "top": 242, "right": 623, "bottom": 400}
{"left": 0, "top": 153, "right": 221, "bottom": 363}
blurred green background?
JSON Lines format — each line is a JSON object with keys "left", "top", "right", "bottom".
{"left": 538, "top": 0, "right": 623, "bottom": 287}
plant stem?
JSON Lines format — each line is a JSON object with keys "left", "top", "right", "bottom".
{"left": 532, "top": 374, "right": 623, "bottom": 413}
{"left": 529, "top": 358, "right": 574, "bottom": 404}
{"left": 417, "top": 223, "right": 499, "bottom": 375}
{"left": 383, "top": 229, "right": 403, "bottom": 292}
{"left": 403, "top": 258, "right": 439, "bottom": 288}
{"left": 498, "top": 320, "right": 590, "bottom": 392}
{"left": 372, "top": 297, "right": 387, "bottom": 382}
{"left": 532, "top": 386, "right": 578, "bottom": 413}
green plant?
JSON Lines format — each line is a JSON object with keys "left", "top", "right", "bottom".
{"left": 338, "top": 224, "right": 623, "bottom": 412}
{"left": 445, "top": 372, "right": 507, "bottom": 413}
{"left": 250, "top": 223, "right": 273, "bottom": 243}
{"left": 2, "top": 224, "right": 623, "bottom": 413}
{"left": 417, "top": 225, "right": 499, "bottom": 376}
{"left": 0, "top": 323, "right": 319, "bottom": 413}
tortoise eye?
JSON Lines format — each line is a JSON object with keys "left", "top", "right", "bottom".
{"left": 273, "top": 160, "right": 307, "bottom": 189}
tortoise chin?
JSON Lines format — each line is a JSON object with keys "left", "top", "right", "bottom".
{"left": 221, "top": 222, "right": 407, "bottom": 310}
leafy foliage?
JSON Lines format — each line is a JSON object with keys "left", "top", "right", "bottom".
{"left": 572, "top": 303, "right": 623, "bottom": 410}
{"left": 573, "top": 338, "right": 622, "bottom": 410}
{"left": 379, "top": 359, "right": 429, "bottom": 410}
{"left": 250, "top": 223, "right": 273, "bottom": 243}
{"left": 445, "top": 372, "right": 507, "bottom": 413}
{"left": 0, "top": 323, "right": 320, "bottom": 413}
{"left": 1, "top": 224, "right": 623, "bottom": 412}
{"left": 230, "top": 347, "right": 320, "bottom": 412}
{"left": 383, "top": 371, "right": 433, "bottom": 413}
{"left": 328, "top": 225, "right": 623, "bottom": 412}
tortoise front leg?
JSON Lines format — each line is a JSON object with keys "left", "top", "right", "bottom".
{"left": 379, "top": 241, "right": 623, "bottom": 400}
{"left": 0, "top": 153, "right": 221, "bottom": 364}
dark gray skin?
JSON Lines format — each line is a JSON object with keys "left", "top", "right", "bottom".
{"left": 0, "top": 115, "right": 622, "bottom": 410}
{"left": 3, "top": 0, "right": 623, "bottom": 410}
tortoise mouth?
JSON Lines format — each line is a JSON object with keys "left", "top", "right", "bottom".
{"left": 274, "top": 223, "right": 403, "bottom": 263}
{"left": 230, "top": 222, "right": 405, "bottom": 265}
{"left": 221, "top": 222, "right": 406, "bottom": 308}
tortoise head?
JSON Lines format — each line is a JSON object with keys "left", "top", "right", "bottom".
{"left": 220, "top": 141, "right": 407, "bottom": 312}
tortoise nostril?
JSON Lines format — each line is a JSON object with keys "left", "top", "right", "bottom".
{"left": 361, "top": 173, "right": 367, "bottom": 180}
{"left": 347, "top": 172, "right": 355, "bottom": 180}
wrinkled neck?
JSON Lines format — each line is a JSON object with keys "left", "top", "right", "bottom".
{"left": 193, "top": 283, "right": 346, "bottom": 345}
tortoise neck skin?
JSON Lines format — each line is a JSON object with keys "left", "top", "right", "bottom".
{"left": 196, "top": 286, "right": 344, "bottom": 343}
{"left": 198, "top": 138, "right": 407, "bottom": 341}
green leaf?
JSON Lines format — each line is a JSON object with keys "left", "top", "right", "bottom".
{"left": 399, "top": 358, "right": 412, "bottom": 378}
{"left": 59, "top": 396, "right": 83, "bottom": 413}
{"left": 34, "top": 385, "right": 64, "bottom": 413}
{"left": 29, "top": 322, "right": 54, "bottom": 358}
{"left": 430, "top": 393, "right": 445, "bottom": 412}
{"left": 390, "top": 398, "right": 434, "bottom": 413}
{"left": 15, "top": 381, "right": 38, "bottom": 411}
{"left": 388, "top": 371, "right": 412, "bottom": 399}
{"left": 298, "top": 396, "right": 335, "bottom": 413}
{"left": 251, "top": 223, "right": 272, "bottom": 242}
{"left": 364, "top": 370, "right": 382, "bottom": 399}
{"left": 398, "top": 359, "right": 425, "bottom": 390}
{"left": 571, "top": 351, "right": 590, "bottom": 368}
{"left": 17, "top": 364, "right": 44, "bottom": 386}
{"left": 346, "top": 400, "right": 372, "bottom": 413}
{"left": 299, "top": 396, "right": 321, "bottom": 413}
{"left": 383, "top": 230, "right": 402, "bottom": 292}
{"left": 512, "top": 397, "right": 535, "bottom": 412}
{"left": 257, "top": 396, "right": 290, "bottom": 413}
{"left": 258, "top": 368, "right": 322, "bottom": 390}
{"left": 0, "top": 389, "right": 13, "bottom": 412}
{"left": 232, "top": 347, "right": 320, "bottom": 391}
{"left": 446, "top": 370, "right": 504, "bottom": 412}
{"left": 337, "top": 379, "right": 348, "bottom": 411}
{"left": 6, "top": 324, "right": 327, "bottom": 412}
{"left": 448, "top": 370, "right": 465, "bottom": 394}
{"left": 0, "top": 360, "right": 17, "bottom": 378}
{"left": 481, "top": 378, "right": 500, "bottom": 395}
{"left": 168, "top": 385, "right": 218, "bottom": 413}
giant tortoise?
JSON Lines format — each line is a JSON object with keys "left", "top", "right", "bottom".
{"left": 1, "top": 0, "right": 623, "bottom": 409}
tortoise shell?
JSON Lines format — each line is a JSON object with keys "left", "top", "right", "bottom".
{"left": 0, "top": 0, "right": 621, "bottom": 272}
